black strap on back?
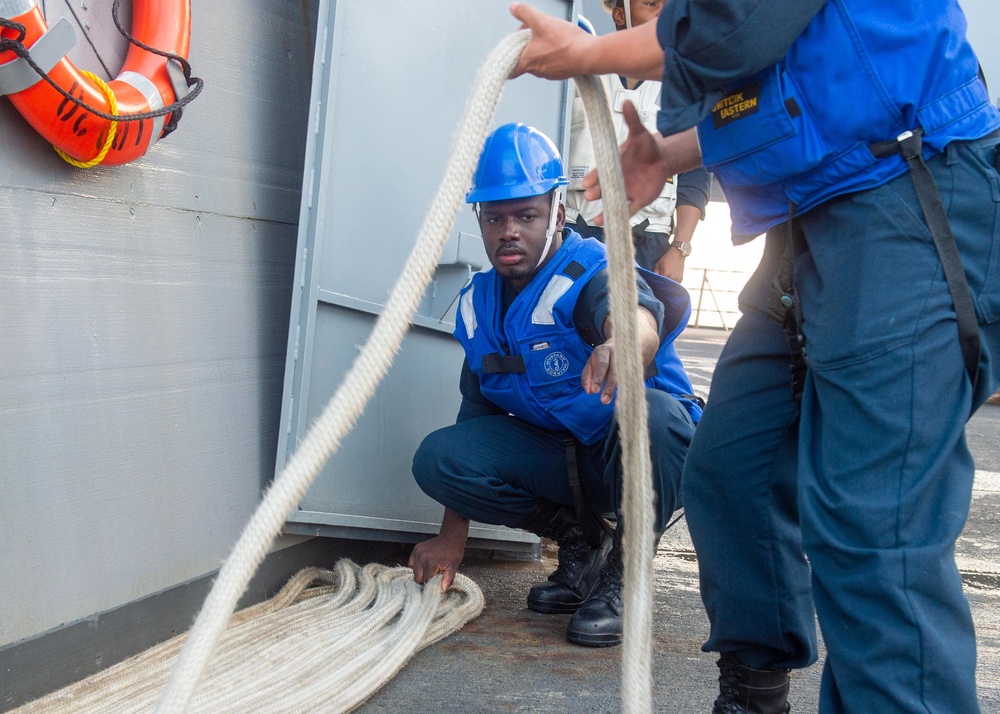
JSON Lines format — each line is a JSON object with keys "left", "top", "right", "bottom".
{"left": 562, "top": 436, "right": 587, "bottom": 520}
{"left": 674, "top": 393, "right": 707, "bottom": 409}
{"left": 643, "top": 360, "right": 658, "bottom": 381}
{"left": 870, "top": 129, "right": 981, "bottom": 393}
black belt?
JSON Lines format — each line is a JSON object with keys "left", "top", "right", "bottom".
{"left": 869, "top": 128, "right": 985, "bottom": 393}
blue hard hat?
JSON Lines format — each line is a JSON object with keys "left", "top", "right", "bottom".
{"left": 577, "top": 15, "right": 596, "bottom": 35}
{"left": 466, "top": 123, "right": 569, "bottom": 204}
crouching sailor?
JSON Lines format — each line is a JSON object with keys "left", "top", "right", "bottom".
{"left": 409, "top": 122, "right": 701, "bottom": 647}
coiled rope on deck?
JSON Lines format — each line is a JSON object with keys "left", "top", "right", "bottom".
{"left": 15, "top": 561, "right": 484, "bottom": 713}
{"left": 143, "top": 28, "right": 654, "bottom": 714}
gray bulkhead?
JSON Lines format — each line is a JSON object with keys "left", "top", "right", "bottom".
{"left": 2, "top": 0, "right": 313, "bottom": 705}
{"left": 1, "top": 0, "right": 577, "bottom": 706}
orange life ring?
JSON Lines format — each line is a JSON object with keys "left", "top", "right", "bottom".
{"left": 0, "top": 0, "right": 192, "bottom": 166}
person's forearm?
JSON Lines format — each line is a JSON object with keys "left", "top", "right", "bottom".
{"left": 509, "top": 4, "right": 663, "bottom": 82}
{"left": 636, "top": 307, "right": 661, "bottom": 365}
{"left": 676, "top": 167, "right": 712, "bottom": 214}
{"left": 673, "top": 205, "right": 701, "bottom": 244}
{"left": 585, "top": 21, "right": 664, "bottom": 81}
{"left": 439, "top": 508, "right": 471, "bottom": 542}
{"left": 603, "top": 308, "right": 660, "bottom": 367}
{"left": 659, "top": 129, "right": 703, "bottom": 177}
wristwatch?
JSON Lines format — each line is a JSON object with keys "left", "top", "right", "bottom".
{"left": 670, "top": 240, "right": 692, "bottom": 258}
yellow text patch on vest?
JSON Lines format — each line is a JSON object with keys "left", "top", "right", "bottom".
{"left": 711, "top": 82, "right": 761, "bottom": 129}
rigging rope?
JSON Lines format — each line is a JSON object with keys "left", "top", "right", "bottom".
{"left": 15, "top": 561, "right": 484, "bottom": 713}
{"left": 154, "top": 29, "right": 654, "bottom": 714}
{"left": 15, "top": 28, "right": 657, "bottom": 714}
{"left": 154, "top": 30, "right": 538, "bottom": 714}
{"left": 575, "top": 72, "right": 655, "bottom": 714}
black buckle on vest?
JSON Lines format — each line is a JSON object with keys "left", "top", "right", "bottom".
{"left": 562, "top": 260, "right": 586, "bottom": 280}
{"left": 869, "top": 128, "right": 923, "bottom": 160}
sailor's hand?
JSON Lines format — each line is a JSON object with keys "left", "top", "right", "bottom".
{"left": 654, "top": 247, "right": 685, "bottom": 282}
{"left": 583, "top": 338, "right": 618, "bottom": 405}
{"left": 409, "top": 532, "right": 466, "bottom": 593}
{"left": 583, "top": 101, "right": 671, "bottom": 225}
{"left": 509, "top": 3, "right": 593, "bottom": 80}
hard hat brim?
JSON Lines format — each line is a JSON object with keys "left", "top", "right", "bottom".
{"left": 466, "top": 177, "right": 568, "bottom": 205}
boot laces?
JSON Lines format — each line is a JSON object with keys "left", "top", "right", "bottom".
{"left": 550, "top": 537, "right": 592, "bottom": 585}
{"left": 589, "top": 539, "right": 623, "bottom": 605}
{"left": 712, "top": 661, "right": 790, "bottom": 714}
{"left": 712, "top": 667, "right": 748, "bottom": 714}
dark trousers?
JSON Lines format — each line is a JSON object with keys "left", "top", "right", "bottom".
{"left": 683, "top": 134, "right": 1000, "bottom": 713}
{"left": 413, "top": 389, "right": 694, "bottom": 533}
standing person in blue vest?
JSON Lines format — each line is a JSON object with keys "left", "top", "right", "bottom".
{"left": 509, "top": 1, "right": 1000, "bottom": 712}
{"left": 409, "top": 122, "right": 702, "bottom": 647}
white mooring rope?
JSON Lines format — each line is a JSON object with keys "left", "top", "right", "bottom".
{"left": 574, "top": 73, "right": 655, "bottom": 714}
{"left": 154, "top": 30, "right": 537, "bottom": 714}
{"left": 19, "top": 29, "right": 657, "bottom": 714}
{"left": 14, "top": 561, "right": 484, "bottom": 713}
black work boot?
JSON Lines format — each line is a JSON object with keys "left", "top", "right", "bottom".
{"left": 712, "top": 653, "right": 791, "bottom": 714}
{"left": 517, "top": 503, "right": 610, "bottom": 614}
{"left": 565, "top": 523, "right": 623, "bottom": 647}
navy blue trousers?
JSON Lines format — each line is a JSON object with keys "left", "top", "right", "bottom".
{"left": 413, "top": 390, "right": 694, "bottom": 533}
{"left": 684, "top": 135, "right": 1000, "bottom": 713}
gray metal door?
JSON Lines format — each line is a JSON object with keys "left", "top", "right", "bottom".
{"left": 277, "top": 0, "right": 578, "bottom": 548}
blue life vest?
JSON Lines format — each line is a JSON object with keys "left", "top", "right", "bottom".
{"left": 454, "top": 232, "right": 702, "bottom": 445}
{"left": 695, "top": 0, "right": 1000, "bottom": 240}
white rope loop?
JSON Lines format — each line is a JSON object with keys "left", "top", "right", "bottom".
{"left": 153, "top": 30, "right": 532, "bottom": 713}
{"left": 16, "top": 561, "right": 484, "bottom": 713}
{"left": 574, "top": 75, "right": 655, "bottom": 714}
{"left": 151, "top": 28, "right": 655, "bottom": 714}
